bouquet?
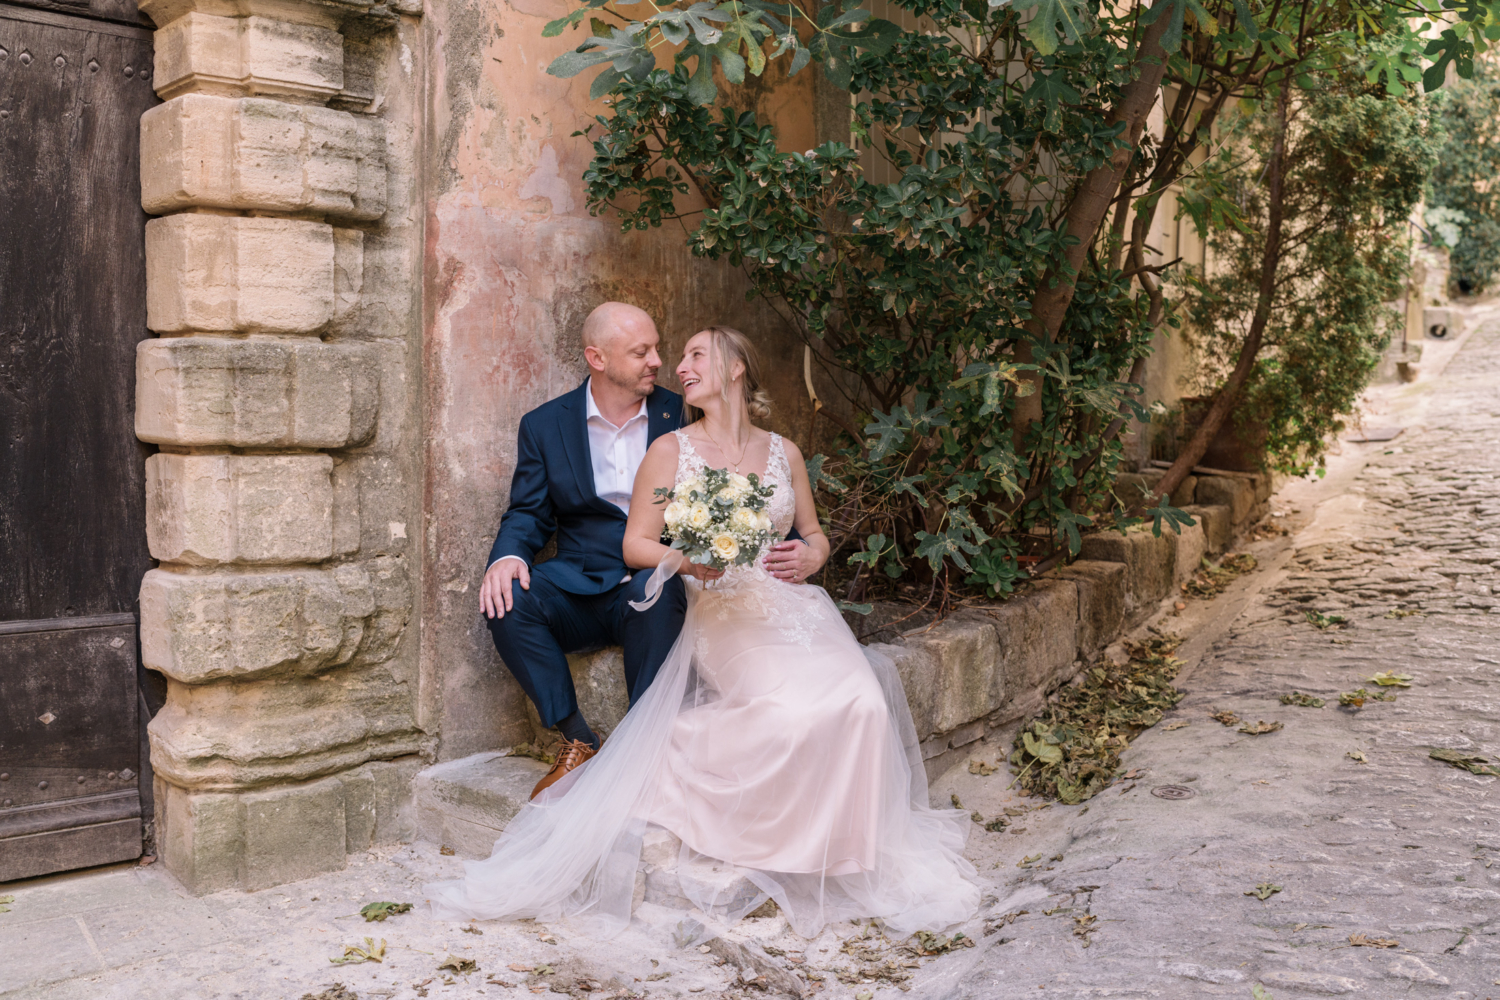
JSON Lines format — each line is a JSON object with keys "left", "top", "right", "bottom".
{"left": 655, "top": 466, "right": 780, "bottom": 571}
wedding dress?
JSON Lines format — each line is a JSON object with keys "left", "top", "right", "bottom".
{"left": 426, "top": 431, "right": 979, "bottom": 939}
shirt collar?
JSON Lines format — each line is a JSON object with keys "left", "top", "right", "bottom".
{"left": 584, "top": 377, "right": 648, "bottom": 428}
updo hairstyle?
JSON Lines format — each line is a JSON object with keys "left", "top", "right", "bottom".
{"left": 685, "top": 325, "right": 773, "bottom": 423}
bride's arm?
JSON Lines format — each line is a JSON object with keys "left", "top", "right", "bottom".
{"left": 624, "top": 435, "right": 723, "bottom": 581}
{"left": 763, "top": 438, "right": 830, "bottom": 583}
{"left": 623, "top": 435, "right": 679, "bottom": 570}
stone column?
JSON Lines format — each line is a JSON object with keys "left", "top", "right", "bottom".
{"left": 135, "top": 0, "right": 426, "bottom": 893}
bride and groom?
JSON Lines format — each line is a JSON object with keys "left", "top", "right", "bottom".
{"left": 427, "top": 302, "right": 978, "bottom": 939}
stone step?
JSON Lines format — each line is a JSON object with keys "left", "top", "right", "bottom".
{"left": 412, "top": 752, "right": 548, "bottom": 858}
{"left": 414, "top": 753, "right": 764, "bottom": 914}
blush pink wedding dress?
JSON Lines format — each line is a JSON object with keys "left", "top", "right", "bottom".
{"left": 426, "top": 431, "right": 978, "bottom": 939}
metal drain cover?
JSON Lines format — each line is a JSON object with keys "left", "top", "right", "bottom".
{"left": 1151, "top": 784, "right": 1197, "bottom": 800}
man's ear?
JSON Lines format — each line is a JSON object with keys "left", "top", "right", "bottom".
{"left": 583, "top": 344, "right": 607, "bottom": 373}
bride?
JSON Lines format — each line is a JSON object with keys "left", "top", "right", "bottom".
{"left": 427, "top": 326, "right": 979, "bottom": 940}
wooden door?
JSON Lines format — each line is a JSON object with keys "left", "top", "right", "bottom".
{"left": 0, "top": 0, "right": 158, "bottom": 882}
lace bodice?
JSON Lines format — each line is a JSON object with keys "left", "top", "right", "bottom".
{"left": 674, "top": 429, "right": 797, "bottom": 538}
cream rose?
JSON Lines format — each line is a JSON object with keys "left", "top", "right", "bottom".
{"left": 730, "top": 507, "right": 758, "bottom": 531}
{"left": 729, "top": 473, "right": 752, "bottom": 493}
{"left": 711, "top": 534, "right": 740, "bottom": 562}
{"left": 663, "top": 501, "right": 688, "bottom": 528}
{"left": 756, "top": 510, "right": 773, "bottom": 531}
{"left": 688, "top": 503, "right": 712, "bottom": 529}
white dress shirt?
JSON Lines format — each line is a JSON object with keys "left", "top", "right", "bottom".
{"left": 493, "top": 379, "right": 649, "bottom": 570}
{"left": 584, "top": 378, "right": 651, "bottom": 514}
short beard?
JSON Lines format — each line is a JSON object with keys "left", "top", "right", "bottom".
{"left": 603, "top": 362, "right": 652, "bottom": 399}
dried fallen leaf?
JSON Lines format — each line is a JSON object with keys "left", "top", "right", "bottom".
{"left": 1017, "top": 853, "right": 1042, "bottom": 868}
{"left": 533, "top": 965, "right": 556, "bottom": 976}
{"left": 983, "top": 816, "right": 1009, "bottom": 832}
{"left": 359, "top": 901, "right": 412, "bottom": 922}
{"left": 1072, "top": 913, "right": 1098, "bottom": 947}
{"left": 1238, "top": 720, "right": 1283, "bottom": 735}
{"left": 950, "top": 793, "right": 964, "bottom": 809}
{"left": 438, "top": 955, "right": 477, "bottom": 974}
{"left": 1303, "top": 610, "right": 1347, "bottom": 630}
{"left": 1279, "top": 692, "right": 1324, "bottom": 708}
{"left": 1348, "top": 933, "right": 1399, "bottom": 948}
{"left": 1346, "top": 750, "right": 1368, "bottom": 763}
{"left": 486, "top": 979, "right": 515, "bottom": 988}
{"left": 1163, "top": 720, "right": 1191, "bottom": 731}
{"left": 912, "top": 930, "right": 973, "bottom": 955}
{"left": 1210, "top": 709, "right": 1241, "bottom": 726}
{"left": 1293, "top": 923, "right": 1308, "bottom": 932}
{"left": 1244, "top": 883, "right": 1282, "bottom": 901}
{"left": 1369, "top": 671, "right": 1412, "bottom": 688}
{"left": 0, "top": 894, "right": 14, "bottom": 914}
{"left": 509, "top": 964, "right": 534, "bottom": 973}
{"left": 1384, "top": 608, "right": 1424, "bottom": 618}
{"left": 1429, "top": 749, "right": 1500, "bottom": 776}
{"left": 330, "top": 937, "right": 386, "bottom": 965}
{"left": 300, "top": 986, "right": 358, "bottom": 1000}
{"left": 968, "top": 759, "right": 998, "bottom": 776}
{"left": 538, "top": 931, "right": 558, "bottom": 944}
{"left": 439, "top": 845, "right": 456, "bottom": 856}
{"left": 462, "top": 923, "right": 483, "bottom": 935}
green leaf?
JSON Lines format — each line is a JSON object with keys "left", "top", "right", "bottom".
{"left": 648, "top": 2, "right": 729, "bottom": 46}
{"left": 838, "top": 601, "right": 875, "bottom": 615}
{"left": 1424, "top": 29, "right": 1474, "bottom": 92}
{"left": 589, "top": 68, "right": 625, "bottom": 99}
{"left": 994, "top": 0, "right": 1092, "bottom": 56}
{"left": 1232, "top": 0, "right": 1257, "bottom": 40}
{"left": 547, "top": 46, "right": 616, "bottom": 78}
{"left": 360, "top": 901, "right": 413, "bottom": 922}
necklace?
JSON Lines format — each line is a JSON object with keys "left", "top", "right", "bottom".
{"left": 700, "top": 423, "right": 749, "bottom": 472}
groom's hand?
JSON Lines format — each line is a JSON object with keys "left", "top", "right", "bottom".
{"left": 481, "top": 558, "right": 530, "bottom": 619}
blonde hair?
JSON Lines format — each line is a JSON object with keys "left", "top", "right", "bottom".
{"left": 683, "top": 325, "right": 773, "bottom": 423}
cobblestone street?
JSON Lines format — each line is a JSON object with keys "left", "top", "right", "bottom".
{"left": 6, "top": 320, "right": 1500, "bottom": 1000}
{"left": 928, "top": 315, "right": 1500, "bottom": 997}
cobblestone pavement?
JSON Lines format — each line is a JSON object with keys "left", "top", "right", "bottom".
{"left": 5, "top": 320, "right": 1499, "bottom": 1000}
{"left": 923, "top": 317, "right": 1500, "bottom": 998}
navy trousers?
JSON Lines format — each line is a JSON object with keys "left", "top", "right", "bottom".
{"left": 486, "top": 571, "right": 687, "bottom": 729}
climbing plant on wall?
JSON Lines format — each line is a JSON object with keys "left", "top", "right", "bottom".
{"left": 545, "top": 0, "right": 1491, "bottom": 608}
{"left": 1428, "top": 50, "right": 1500, "bottom": 295}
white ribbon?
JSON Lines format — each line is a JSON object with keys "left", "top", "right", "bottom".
{"left": 628, "top": 549, "right": 684, "bottom": 611}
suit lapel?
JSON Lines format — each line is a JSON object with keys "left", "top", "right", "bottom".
{"left": 565, "top": 379, "right": 631, "bottom": 520}
{"left": 647, "top": 386, "right": 681, "bottom": 444}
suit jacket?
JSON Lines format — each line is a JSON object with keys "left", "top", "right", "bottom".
{"left": 489, "top": 380, "right": 685, "bottom": 595}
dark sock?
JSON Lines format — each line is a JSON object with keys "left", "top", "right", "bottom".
{"left": 556, "top": 710, "right": 599, "bottom": 750}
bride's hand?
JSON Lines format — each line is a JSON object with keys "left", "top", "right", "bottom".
{"left": 680, "top": 562, "right": 724, "bottom": 583}
{"left": 763, "top": 540, "right": 822, "bottom": 584}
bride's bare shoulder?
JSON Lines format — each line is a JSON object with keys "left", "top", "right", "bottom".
{"left": 646, "top": 429, "right": 684, "bottom": 458}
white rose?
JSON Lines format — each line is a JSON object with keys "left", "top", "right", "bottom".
{"left": 730, "top": 507, "right": 758, "bottom": 531}
{"left": 711, "top": 534, "right": 740, "bottom": 562}
{"left": 756, "top": 511, "right": 773, "bottom": 531}
{"left": 689, "top": 503, "right": 711, "bottom": 529}
{"left": 664, "top": 501, "right": 688, "bottom": 528}
{"left": 729, "top": 473, "right": 752, "bottom": 494}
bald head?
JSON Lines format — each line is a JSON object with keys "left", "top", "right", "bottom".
{"left": 582, "top": 301, "right": 661, "bottom": 402}
{"left": 582, "top": 302, "right": 655, "bottom": 351}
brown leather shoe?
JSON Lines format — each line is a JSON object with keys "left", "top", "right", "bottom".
{"left": 529, "top": 738, "right": 599, "bottom": 800}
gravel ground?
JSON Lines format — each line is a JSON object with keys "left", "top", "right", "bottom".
{"left": 5, "top": 314, "right": 1499, "bottom": 1000}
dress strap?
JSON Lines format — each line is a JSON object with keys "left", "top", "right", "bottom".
{"left": 674, "top": 428, "right": 705, "bottom": 483}
{"left": 767, "top": 432, "right": 790, "bottom": 482}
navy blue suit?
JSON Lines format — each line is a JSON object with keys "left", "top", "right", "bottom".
{"left": 486, "top": 380, "right": 688, "bottom": 729}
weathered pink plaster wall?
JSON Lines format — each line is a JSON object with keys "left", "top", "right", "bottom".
{"left": 420, "top": 0, "right": 825, "bottom": 759}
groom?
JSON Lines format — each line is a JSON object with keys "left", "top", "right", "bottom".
{"left": 480, "top": 302, "right": 687, "bottom": 798}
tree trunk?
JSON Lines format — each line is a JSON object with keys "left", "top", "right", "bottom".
{"left": 1152, "top": 86, "right": 1294, "bottom": 505}
{"left": 1011, "top": 12, "right": 1176, "bottom": 436}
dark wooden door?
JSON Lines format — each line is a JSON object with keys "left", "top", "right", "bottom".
{"left": 0, "top": 0, "right": 158, "bottom": 881}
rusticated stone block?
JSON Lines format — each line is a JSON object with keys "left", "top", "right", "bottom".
{"left": 145, "top": 214, "right": 336, "bottom": 334}
{"left": 138, "top": 562, "right": 389, "bottom": 683}
{"left": 333, "top": 228, "right": 364, "bottom": 330}
{"left": 151, "top": 13, "right": 344, "bottom": 102}
{"left": 522, "top": 647, "right": 631, "bottom": 741}
{"left": 145, "top": 453, "right": 334, "bottom": 565}
{"left": 987, "top": 579, "right": 1079, "bottom": 698}
{"left": 156, "top": 757, "right": 420, "bottom": 894}
{"left": 240, "top": 777, "right": 347, "bottom": 890}
{"left": 1195, "top": 475, "right": 1255, "bottom": 526}
{"left": 1185, "top": 504, "right": 1232, "bottom": 554}
{"left": 136, "top": 336, "right": 378, "bottom": 448}
{"left": 1170, "top": 519, "right": 1207, "bottom": 587}
{"left": 880, "top": 615, "right": 1000, "bottom": 741}
{"left": 155, "top": 777, "right": 241, "bottom": 895}
{"left": 141, "top": 94, "right": 387, "bottom": 219}
{"left": 1053, "top": 560, "right": 1126, "bottom": 657}
{"left": 1079, "top": 526, "right": 1175, "bottom": 620}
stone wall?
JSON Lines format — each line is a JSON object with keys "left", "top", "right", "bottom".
{"left": 136, "top": 0, "right": 428, "bottom": 894}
